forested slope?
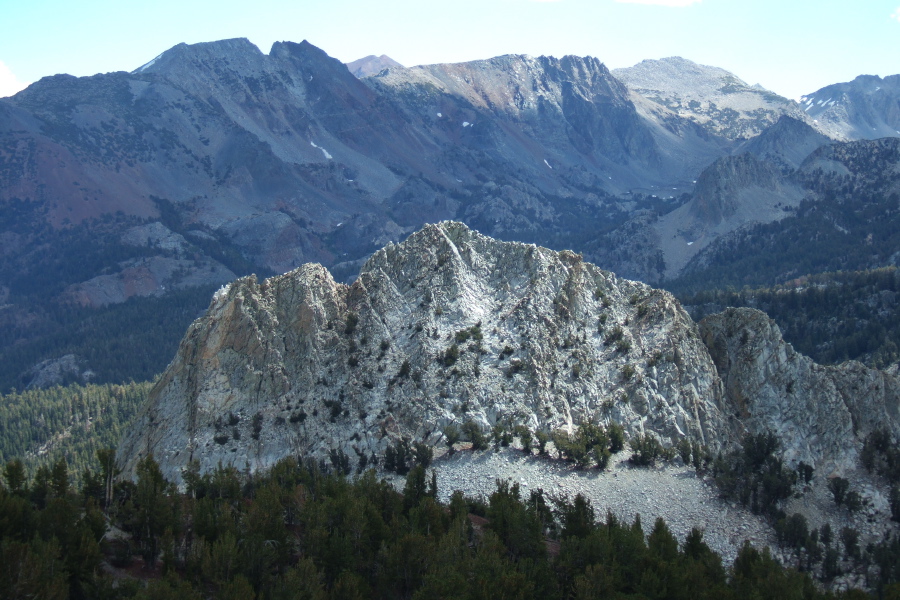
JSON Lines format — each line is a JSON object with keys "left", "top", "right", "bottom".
{"left": 0, "top": 453, "right": 860, "bottom": 599}
{"left": 0, "top": 381, "right": 151, "bottom": 481}
{"left": 681, "top": 268, "right": 900, "bottom": 368}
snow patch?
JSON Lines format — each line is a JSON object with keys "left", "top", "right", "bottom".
{"left": 462, "top": 121, "right": 471, "bottom": 127}
{"left": 136, "top": 53, "right": 163, "bottom": 73}
{"left": 310, "top": 141, "right": 332, "bottom": 160}
{"left": 686, "top": 241, "right": 694, "bottom": 246}
{"left": 436, "top": 112, "right": 442, "bottom": 117}
{"left": 544, "top": 159, "right": 553, "bottom": 169}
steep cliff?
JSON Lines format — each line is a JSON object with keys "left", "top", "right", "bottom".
{"left": 700, "top": 308, "right": 900, "bottom": 470}
{"left": 117, "top": 222, "right": 727, "bottom": 482}
{"left": 117, "top": 223, "right": 900, "bottom": 483}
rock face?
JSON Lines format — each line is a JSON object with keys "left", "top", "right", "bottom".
{"left": 24, "top": 354, "right": 94, "bottom": 390}
{"left": 801, "top": 74, "right": 900, "bottom": 141}
{"left": 700, "top": 308, "right": 900, "bottom": 470}
{"left": 62, "top": 222, "right": 236, "bottom": 308}
{"left": 63, "top": 255, "right": 236, "bottom": 308}
{"left": 117, "top": 222, "right": 728, "bottom": 482}
{"left": 738, "top": 115, "right": 833, "bottom": 171}
{"left": 652, "top": 152, "right": 802, "bottom": 279}
{"left": 117, "top": 223, "right": 900, "bottom": 483}
{"left": 371, "top": 54, "right": 664, "bottom": 171}
{"left": 686, "top": 153, "right": 797, "bottom": 226}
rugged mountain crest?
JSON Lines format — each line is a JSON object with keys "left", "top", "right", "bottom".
{"left": 0, "top": 41, "right": 725, "bottom": 312}
{"left": 116, "top": 222, "right": 727, "bottom": 482}
{"left": 366, "top": 53, "right": 721, "bottom": 186}
{"left": 117, "top": 223, "right": 900, "bottom": 483}
{"left": 801, "top": 74, "right": 900, "bottom": 141}
{"left": 738, "top": 115, "right": 833, "bottom": 171}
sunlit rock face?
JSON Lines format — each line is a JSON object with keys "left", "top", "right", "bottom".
{"left": 118, "top": 222, "right": 900, "bottom": 484}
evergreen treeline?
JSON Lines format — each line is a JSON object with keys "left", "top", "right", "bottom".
{"left": 667, "top": 181, "right": 900, "bottom": 295}
{"left": 0, "top": 198, "right": 266, "bottom": 393}
{"left": 670, "top": 136, "right": 900, "bottom": 295}
{"left": 0, "top": 453, "right": 874, "bottom": 600}
{"left": 0, "top": 381, "right": 151, "bottom": 482}
{"left": 680, "top": 268, "right": 900, "bottom": 367}
{"left": 0, "top": 284, "right": 216, "bottom": 393}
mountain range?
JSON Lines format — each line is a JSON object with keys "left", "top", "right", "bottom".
{"left": 1, "top": 38, "right": 899, "bottom": 390}
{"left": 4, "top": 39, "right": 900, "bottom": 595}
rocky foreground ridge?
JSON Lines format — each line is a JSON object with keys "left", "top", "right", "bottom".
{"left": 117, "top": 222, "right": 900, "bottom": 484}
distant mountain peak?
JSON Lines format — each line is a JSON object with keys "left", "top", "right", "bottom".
{"left": 614, "top": 57, "right": 808, "bottom": 140}
{"left": 800, "top": 74, "right": 900, "bottom": 140}
{"left": 134, "top": 38, "right": 264, "bottom": 74}
{"left": 739, "top": 114, "right": 833, "bottom": 170}
{"left": 345, "top": 54, "right": 403, "bottom": 78}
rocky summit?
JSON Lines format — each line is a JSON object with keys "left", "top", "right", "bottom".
{"left": 117, "top": 222, "right": 900, "bottom": 484}
{"left": 613, "top": 56, "right": 811, "bottom": 141}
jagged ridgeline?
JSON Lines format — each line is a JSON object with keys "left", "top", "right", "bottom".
{"left": 117, "top": 222, "right": 900, "bottom": 483}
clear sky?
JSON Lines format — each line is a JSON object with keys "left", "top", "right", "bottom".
{"left": 1, "top": 0, "right": 898, "bottom": 100}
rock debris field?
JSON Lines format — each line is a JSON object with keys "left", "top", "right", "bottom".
{"left": 392, "top": 445, "right": 776, "bottom": 565}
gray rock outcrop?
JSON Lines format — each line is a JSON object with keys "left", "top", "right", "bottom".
{"left": 700, "top": 308, "right": 900, "bottom": 471}
{"left": 117, "top": 223, "right": 900, "bottom": 483}
{"left": 23, "top": 354, "right": 95, "bottom": 390}
{"left": 117, "top": 222, "right": 728, "bottom": 482}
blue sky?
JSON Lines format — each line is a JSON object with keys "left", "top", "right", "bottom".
{"left": 1, "top": 0, "right": 898, "bottom": 100}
